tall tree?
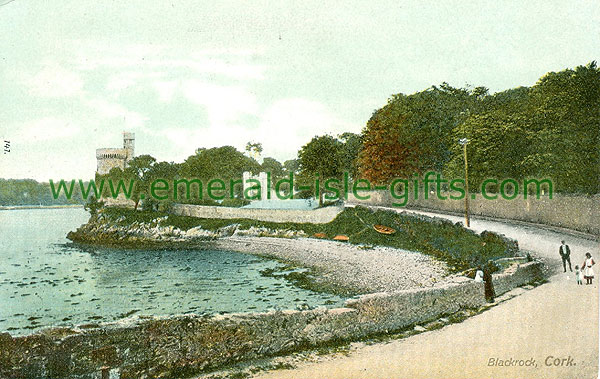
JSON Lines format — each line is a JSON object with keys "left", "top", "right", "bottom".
{"left": 261, "top": 157, "right": 284, "bottom": 179}
{"left": 338, "top": 132, "right": 362, "bottom": 179}
{"left": 298, "top": 135, "right": 343, "bottom": 206}
{"left": 358, "top": 84, "right": 484, "bottom": 184}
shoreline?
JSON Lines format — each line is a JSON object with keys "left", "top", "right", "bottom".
{"left": 68, "top": 233, "right": 452, "bottom": 296}
{"left": 0, "top": 204, "right": 84, "bottom": 210}
{"left": 65, "top": 207, "right": 522, "bottom": 295}
{"left": 208, "top": 236, "right": 450, "bottom": 295}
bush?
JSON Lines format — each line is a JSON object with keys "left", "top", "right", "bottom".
{"left": 142, "top": 197, "right": 159, "bottom": 212}
{"left": 157, "top": 200, "right": 173, "bottom": 213}
{"left": 84, "top": 196, "right": 104, "bottom": 216}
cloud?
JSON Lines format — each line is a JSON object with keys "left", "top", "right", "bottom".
{"left": 84, "top": 98, "right": 148, "bottom": 130}
{"left": 15, "top": 117, "right": 80, "bottom": 142}
{"left": 156, "top": 126, "right": 257, "bottom": 163}
{"left": 153, "top": 80, "right": 178, "bottom": 102}
{"left": 105, "top": 70, "right": 165, "bottom": 96}
{"left": 182, "top": 80, "right": 258, "bottom": 126}
{"left": 156, "top": 97, "right": 357, "bottom": 164}
{"left": 26, "top": 63, "right": 83, "bottom": 98}
{"left": 75, "top": 45, "right": 266, "bottom": 80}
{"left": 257, "top": 98, "right": 353, "bottom": 158}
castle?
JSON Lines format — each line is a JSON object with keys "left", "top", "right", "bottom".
{"left": 96, "top": 132, "right": 135, "bottom": 175}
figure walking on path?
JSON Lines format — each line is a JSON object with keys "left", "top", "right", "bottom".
{"left": 582, "top": 252, "right": 595, "bottom": 285}
{"left": 559, "top": 240, "right": 572, "bottom": 272}
{"left": 483, "top": 264, "right": 496, "bottom": 303}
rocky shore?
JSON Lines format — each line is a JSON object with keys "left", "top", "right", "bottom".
{"left": 67, "top": 213, "right": 451, "bottom": 295}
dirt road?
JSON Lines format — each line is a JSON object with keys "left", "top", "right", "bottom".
{"left": 255, "top": 210, "right": 599, "bottom": 379}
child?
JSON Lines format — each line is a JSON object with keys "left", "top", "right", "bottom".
{"left": 575, "top": 265, "right": 583, "bottom": 285}
{"left": 582, "top": 253, "right": 595, "bottom": 285}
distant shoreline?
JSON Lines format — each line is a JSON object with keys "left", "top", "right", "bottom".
{"left": 0, "top": 204, "right": 84, "bottom": 210}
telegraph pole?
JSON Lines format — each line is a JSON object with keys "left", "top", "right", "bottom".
{"left": 459, "top": 138, "right": 470, "bottom": 227}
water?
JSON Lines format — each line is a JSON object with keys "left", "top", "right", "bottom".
{"left": 0, "top": 208, "right": 345, "bottom": 335}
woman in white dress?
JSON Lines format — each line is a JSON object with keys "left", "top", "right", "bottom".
{"left": 474, "top": 267, "right": 484, "bottom": 283}
{"left": 582, "top": 252, "right": 595, "bottom": 285}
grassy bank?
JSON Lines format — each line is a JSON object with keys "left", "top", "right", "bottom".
{"left": 99, "top": 206, "right": 517, "bottom": 271}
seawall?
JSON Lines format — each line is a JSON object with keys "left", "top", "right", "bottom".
{"left": 170, "top": 204, "right": 343, "bottom": 224}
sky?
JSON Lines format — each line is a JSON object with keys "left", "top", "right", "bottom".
{"left": 0, "top": 0, "right": 599, "bottom": 181}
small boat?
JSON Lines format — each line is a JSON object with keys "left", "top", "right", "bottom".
{"left": 313, "top": 232, "right": 327, "bottom": 238}
{"left": 373, "top": 224, "right": 396, "bottom": 235}
{"left": 333, "top": 235, "right": 349, "bottom": 242}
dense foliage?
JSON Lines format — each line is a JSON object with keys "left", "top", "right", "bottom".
{"left": 0, "top": 179, "right": 85, "bottom": 206}
{"left": 359, "top": 63, "right": 600, "bottom": 194}
{"left": 297, "top": 133, "right": 362, "bottom": 204}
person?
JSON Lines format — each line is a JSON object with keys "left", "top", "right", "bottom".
{"left": 482, "top": 265, "right": 496, "bottom": 303}
{"left": 582, "top": 253, "right": 595, "bottom": 285}
{"left": 474, "top": 267, "right": 484, "bottom": 283}
{"left": 575, "top": 265, "right": 583, "bottom": 285}
{"left": 558, "top": 240, "right": 572, "bottom": 272}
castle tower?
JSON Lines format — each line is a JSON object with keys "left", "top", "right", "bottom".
{"left": 123, "top": 132, "right": 135, "bottom": 161}
{"left": 96, "top": 132, "right": 136, "bottom": 175}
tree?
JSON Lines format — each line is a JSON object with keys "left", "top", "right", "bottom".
{"left": 338, "top": 132, "right": 362, "bottom": 179}
{"left": 84, "top": 196, "right": 104, "bottom": 216}
{"left": 283, "top": 159, "right": 301, "bottom": 175}
{"left": 124, "top": 155, "right": 157, "bottom": 210}
{"left": 245, "top": 141, "right": 263, "bottom": 160}
{"left": 179, "top": 146, "right": 261, "bottom": 201}
{"left": 261, "top": 157, "right": 284, "bottom": 179}
{"left": 444, "top": 112, "right": 534, "bottom": 192}
{"left": 298, "top": 135, "right": 344, "bottom": 206}
{"left": 358, "top": 84, "right": 484, "bottom": 184}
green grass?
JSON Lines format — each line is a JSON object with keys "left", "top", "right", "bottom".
{"left": 100, "top": 206, "right": 517, "bottom": 271}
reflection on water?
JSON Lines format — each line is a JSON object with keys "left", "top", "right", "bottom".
{"left": 0, "top": 208, "right": 344, "bottom": 335}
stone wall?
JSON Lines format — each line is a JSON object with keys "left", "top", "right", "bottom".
{"left": 0, "top": 262, "right": 545, "bottom": 379}
{"left": 95, "top": 148, "right": 128, "bottom": 176}
{"left": 347, "top": 191, "right": 600, "bottom": 236}
{"left": 171, "top": 204, "right": 343, "bottom": 224}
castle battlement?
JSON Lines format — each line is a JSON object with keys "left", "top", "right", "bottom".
{"left": 96, "top": 132, "right": 135, "bottom": 175}
{"left": 96, "top": 148, "right": 128, "bottom": 160}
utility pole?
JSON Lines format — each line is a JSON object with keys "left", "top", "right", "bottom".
{"left": 459, "top": 138, "right": 470, "bottom": 227}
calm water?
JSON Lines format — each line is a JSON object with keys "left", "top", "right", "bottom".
{"left": 0, "top": 208, "right": 344, "bottom": 335}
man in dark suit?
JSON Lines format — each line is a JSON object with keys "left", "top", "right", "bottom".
{"left": 559, "top": 240, "right": 572, "bottom": 272}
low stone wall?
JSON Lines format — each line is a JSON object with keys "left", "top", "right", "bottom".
{"left": 0, "top": 262, "right": 545, "bottom": 379}
{"left": 493, "top": 260, "right": 548, "bottom": 296}
{"left": 347, "top": 191, "right": 600, "bottom": 236}
{"left": 171, "top": 204, "right": 343, "bottom": 224}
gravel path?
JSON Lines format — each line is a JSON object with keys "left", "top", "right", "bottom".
{"left": 212, "top": 236, "right": 449, "bottom": 295}
{"left": 251, "top": 210, "right": 599, "bottom": 379}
